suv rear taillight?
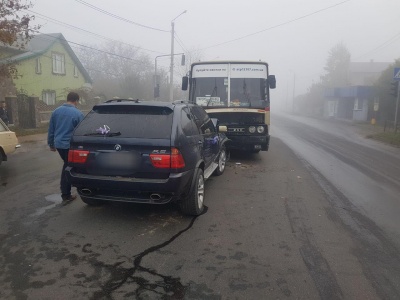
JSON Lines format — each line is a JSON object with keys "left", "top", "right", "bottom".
{"left": 68, "top": 150, "right": 89, "bottom": 163}
{"left": 150, "top": 147, "right": 185, "bottom": 169}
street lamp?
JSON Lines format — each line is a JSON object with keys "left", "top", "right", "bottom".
{"left": 170, "top": 10, "right": 187, "bottom": 101}
{"left": 154, "top": 53, "right": 185, "bottom": 100}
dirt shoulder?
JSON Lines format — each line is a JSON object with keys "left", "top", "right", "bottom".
{"left": 17, "top": 133, "right": 48, "bottom": 144}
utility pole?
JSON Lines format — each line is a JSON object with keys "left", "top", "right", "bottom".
{"left": 170, "top": 10, "right": 186, "bottom": 102}
{"left": 169, "top": 21, "right": 175, "bottom": 102}
{"left": 395, "top": 81, "right": 400, "bottom": 133}
{"left": 292, "top": 73, "right": 296, "bottom": 113}
{"left": 154, "top": 57, "right": 159, "bottom": 100}
{"left": 394, "top": 67, "right": 400, "bottom": 133}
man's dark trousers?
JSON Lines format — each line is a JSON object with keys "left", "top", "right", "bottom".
{"left": 56, "top": 149, "right": 72, "bottom": 198}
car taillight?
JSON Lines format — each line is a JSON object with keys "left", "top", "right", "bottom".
{"left": 68, "top": 150, "right": 89, "bottom": 163}
{"left": 150, "top": 147, "right": 185, "bottom": 169}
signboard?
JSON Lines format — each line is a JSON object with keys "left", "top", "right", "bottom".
{"left": 192, "top": 63, "right": 267, "bottom": 79}
{"left": 394, "top": 68, "right": 400, "bottom": 81}
{"left": 192, "top": 64, "right": 229, "bottom": 78}
{"left": 230, "top": 64, "right": 267, "bottom": 78}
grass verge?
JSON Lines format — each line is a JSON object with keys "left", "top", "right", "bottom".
{"left": 367, "top": 132, "right": 400, "bottom": 147}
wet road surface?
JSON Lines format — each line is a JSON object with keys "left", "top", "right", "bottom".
{"left": 273, "top": 113, "right": 400, "bottom": 245}
{"left": 1, "top": 120, "right": 400, "bottom": 299}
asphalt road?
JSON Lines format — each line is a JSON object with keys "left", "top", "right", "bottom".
{"left": 1, "top": 115, "right": 400, "bottom": 299}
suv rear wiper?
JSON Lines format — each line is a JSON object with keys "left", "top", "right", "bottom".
{"left": 84, "top": 132, "right": 121, "bottom": 137}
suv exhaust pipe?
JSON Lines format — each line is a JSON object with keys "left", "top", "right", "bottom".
{"left": 81, "top": 188, "right": 93, "bottom": 196}
{"left": 150, "top": 193, "right": 162, "bottom": 201}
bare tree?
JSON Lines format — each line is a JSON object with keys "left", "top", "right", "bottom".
{"left": 320, "top": 42, "right": 351, "bottom": 88}
{"left": 297, "top": 43, "right": 351, "bottom": 116}
{"left": 76, "top": 41, "right": 155, "bottom": 100}
{"left": 373, "top": 59, "right": 400, "bottom": 123}
{"left": 0, "top": 0, "right": 41, "bottom": 78}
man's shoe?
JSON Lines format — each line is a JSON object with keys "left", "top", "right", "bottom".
{"left": 62, "top": 194, "right": 77, "bottom": 201}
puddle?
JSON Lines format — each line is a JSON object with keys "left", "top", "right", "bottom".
{"left": 29, "top": 194, "right": 63, "bottom": 217}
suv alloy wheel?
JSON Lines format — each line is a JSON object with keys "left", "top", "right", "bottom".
{"left": 180, "top": 168, "right": 205, "bottom": 215}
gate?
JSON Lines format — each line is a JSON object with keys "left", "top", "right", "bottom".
{"left": 17, "top": 94, "right": 36, "bottom": 128}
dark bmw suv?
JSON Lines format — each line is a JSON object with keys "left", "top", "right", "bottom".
{"left": 66, "top": 99, "right": 229, "bottom": 215}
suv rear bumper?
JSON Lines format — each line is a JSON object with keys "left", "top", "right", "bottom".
{"left": 65, "top": 167, "right": 194, "bottom": 204}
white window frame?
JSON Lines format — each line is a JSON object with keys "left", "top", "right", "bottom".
{"left": 42, "top": 91, "right": 56, "bottom": 105}
{"left": 52, "top": 53, "right": 65, "bottom": 74}
{"left": 74, "top": 65, "right": 79, "bottom": 77}
{"left": 354, "top": 98, "right": 362, "bottom": 110}
{"left": 35, "top": 57, "right": 42, "bottom": 74}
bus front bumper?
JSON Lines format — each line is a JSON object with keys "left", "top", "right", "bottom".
{"left": 226, "top": 134, "right": 270, "bottom": 151}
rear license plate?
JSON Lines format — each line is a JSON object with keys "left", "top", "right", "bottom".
{"left": 96, "top": 152, "right": 140, "bottom": 169}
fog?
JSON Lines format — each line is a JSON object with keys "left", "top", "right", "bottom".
{"left": 31, "top": 0, "right": 400, "bottom": 100}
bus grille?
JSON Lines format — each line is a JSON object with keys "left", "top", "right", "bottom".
{"left": 227, "top": 127, "right": 246, "bottom": 134}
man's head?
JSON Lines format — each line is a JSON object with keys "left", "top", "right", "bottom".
{"left": 67, "top": 92, "right": 80, "bottom": 105}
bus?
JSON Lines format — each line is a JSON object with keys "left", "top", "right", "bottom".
{"left": 182, "top": 61, "right": 276, "bottom": 152}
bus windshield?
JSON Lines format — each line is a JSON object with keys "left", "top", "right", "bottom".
{"left": 191, "top": 77, "right": 267, "bottom": 108}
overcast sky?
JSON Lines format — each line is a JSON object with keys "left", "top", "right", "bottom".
{"left": 30, "top": 0, "right": 400, "bottom": 99}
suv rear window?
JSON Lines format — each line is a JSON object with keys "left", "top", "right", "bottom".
{"left": 74, "top": 105, "right": 173, "bottom": 139}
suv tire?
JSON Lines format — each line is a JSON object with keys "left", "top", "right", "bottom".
{"left": 180, "top": 168, "right": 204, "bottom": 216}
{"left": 214, "top": 146, "right": 226, "bottom": 176}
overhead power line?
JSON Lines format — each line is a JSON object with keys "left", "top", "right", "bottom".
{"left": 74, "top": 0, "right": 169, "bottom": 33}
{"left": 36, "top": 32, "right": 150, "bottom": 64}
{"left": 29, "top": 10, "right": 163, "bottom": 54}
{"left": 356, "top": 32, "right": 400, "bottom": 60}
{"left": 200, "top": 0, "right": 351, "bottom": 50}
{"left": 174, "top": 32, "right": 189, "bottom": 54}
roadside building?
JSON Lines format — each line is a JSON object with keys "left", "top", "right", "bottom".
{"left": 0, "top": 33, "right": 92, "bottom": 127}
{"left": 324, "top": 61, "right": 390, "bottom": 122}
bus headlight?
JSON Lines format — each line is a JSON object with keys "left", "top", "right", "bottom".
{"left": 257, "top": 126, "right": 265, "bottom": 133}
{"left": 249, "top": 126, "right": 256, "bottom": 133}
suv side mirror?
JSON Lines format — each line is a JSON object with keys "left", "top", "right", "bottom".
{"left": 182, "top": 76, "right": 189, "bottom": 91}
{"left": 267, "top": 75, "right": 276, "bottom": 89}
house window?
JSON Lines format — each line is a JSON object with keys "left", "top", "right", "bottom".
{"left": 35, "top": 58, "right": 41, "bottom": 74}
{"left": 52, "top": 53, "right": 65, "bottom": 74}
{"left": 74, "top": 65, "right": 79, "bottom": 77}
{"left": 354, "top": 98, "right": 361, "bottom": 110}
{"left": 42, "top": 91, "right": 56, "bottom": 105}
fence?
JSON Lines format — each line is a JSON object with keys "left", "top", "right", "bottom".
{"left": 384, "top": 120, "right": 400, "bottom": 133}
{"left": 3, "top": 95, "right": 94, "bottom": 128}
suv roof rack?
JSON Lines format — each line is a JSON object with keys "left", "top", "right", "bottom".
{"left": 105, "top": 99, "right": 141, "bottom": 103}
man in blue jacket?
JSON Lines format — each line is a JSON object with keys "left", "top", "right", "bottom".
{"left": 48, "top": 92, "right": 84, "bottom": 201}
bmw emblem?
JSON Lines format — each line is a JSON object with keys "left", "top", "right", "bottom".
{"left": 114, "top": 144, "right": 122, "bottom": 151}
